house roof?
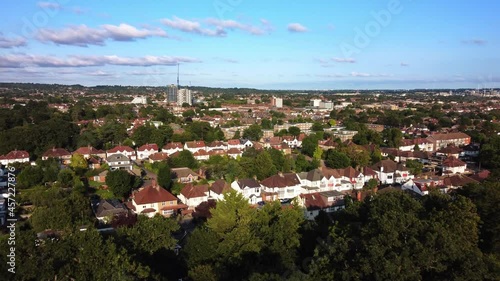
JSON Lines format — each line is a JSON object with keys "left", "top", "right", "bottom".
{"left": 236, "top": 178, "right": 261, "bottom": 189}
{"left": 427, "top": 132, "right": 470, "bottom": 142}
{"left": 171, "top": 167, "right": 197, "bottom": 178}
{"left": 74, "top": 146, "right": 105, "bottom": 155}
{"left": 298, "top": 169, "right": 323, "bottom": 182}
{"left": 227, "top": 148, "right": 242, "bottom": 154}
{"left": 95, "top": 199, "right": 127, "bottom": 218}
{"left": 185, "top": 141, "right": 206, "bottom": 148}
{"left": 138, "top": 143, "right": 159, "bottom": 152}
{"left": 321, "top": 167, "right": 342, "bottom": 179}
{"left": 106, "top": 153, "right": 130, "bottom": 162}
{"left": 227, "top": 139, "right": 240, "bottom": 145}
{"left": 162, "top": 142, "right": 183, "bottom": 150}
{"left": 442, "top": 175, "right": 477, "bottom": 187}
{"left": 210, "top": 179, "right": 231, "bottom": 195}
{"left": 43, "top": 147, "right": 71, "bottom": 158}
{"left": 107, "top": 145, "right": 135, "bottom": 153}
{"left": 437, "top": 146, "right": 462, "bottom": 154}
{"left": 442, "top": 156, "right": 466, "bottom": 167}
{"left": 0, "top": 150, "right": 29, "bottom": 160}
{"left": 148, "top": 152, "right": 169, "bottom": 161}
{"left": 339, "top": 166, "right": 361, "bottom": 178}
{"left": 133, "top": 184, "right": 178, "bottom": 205}
{"left": 371, "top": 159, "right": 408, "bottom": 173}
{"left": 180, "top": 183, "right": 209, "bottom": 199}
{"left": 261, "top": 173, "right": 301, "bottom": 188}
{"left": 300, "top": 191, "right": 344, "bottom": 210}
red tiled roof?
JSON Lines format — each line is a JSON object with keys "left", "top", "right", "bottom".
{"left": 148, "top": 152, "right": 169, "bottom": 161}
{"left": 133, "top": 184, "right": 177, "bottom": 205}
{"left": 162, "top": 142, "right": 183, "bottom": 150}
{"left": 427, "top": 132, "right": 470, "bottom": 141}
{"left": 210, "top": 179, "right": 231, "bottom": 195}
{"left": 180, "top": 183, "right": 208, "bottom": 199}
{"left": 138, "top": 143, "right": 159, "bottom": 151}
{"left": 185, "top": 141, "right": 206, "bottom": 148}
{"left": 1, "top": 150, "right": 29, "bottom": 160}
{"left": 227, "top": 139, "right": 240, "bottom": 145}
{"left": 107, "top": 145, "right": 134, "bottom": 153}
{"left": 442, "top": 156, "right": 466, "bottom": 167}
{"left": 74, "top": 146, "right": 105, "bottom": 155}
{"left": 43, "top": 148, "right": 71, "bottom": 158}
{"left": 261, "top": 173, "right": 300, "bottom": 188}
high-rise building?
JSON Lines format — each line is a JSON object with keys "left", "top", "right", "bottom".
{"left": 271, "top": 96, "right": 283, "bottom": 108}
{"left": 177, "top": 88, "right": 192, "bottom": 105}
{"left": 167, "top": 84, "right": 178, "bottom": 103}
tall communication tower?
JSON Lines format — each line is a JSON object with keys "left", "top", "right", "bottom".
{"left": 177, "top": 63, "right": 180, "bottom": 88}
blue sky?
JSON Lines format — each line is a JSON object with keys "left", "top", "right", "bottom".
{"left": 0, "top": 0, "right": 498, "bottom": 89}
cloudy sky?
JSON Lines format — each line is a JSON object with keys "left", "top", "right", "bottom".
{"left": 0, "top": 0, "right": 499, "bottom": 89}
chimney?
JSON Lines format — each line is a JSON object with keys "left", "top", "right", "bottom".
{"left": 152, "top": 180, "right": 158, "bottom": 190}
{"left": 356, "top": 190, "right": 362, "bottom": 201}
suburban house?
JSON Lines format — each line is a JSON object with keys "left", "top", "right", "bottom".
{"left": 227, "top": 139, "right": 244, "bottom": 150}
{"left": 300, "top": 191, "right": 345, "bottom": 220}
{"left": 0, "top": 150, "right": 30, "bottom": 165}
{"left": 171, "top": 167, "right": 199, "bottom": 183}
{"left": 93, "top": 199, "right": 128, "bottom": 223}
{"left": 231, "top": 178, "right": 262, "bottom": 204}
{"left": 206, "top": 141, "right": 227, "bottom": 151}
{"left": 107, "top": 145, "right": 137, "bottom": 161}
{"left": 461, "top": 144, "right": 480, "bottom": 158}
{"left": 209, "top": 179, "right": 231, "bottom": 200}
{"left": 436, "top": 145, "right": 462, "bottom": 159}
{"left": 148, "top": 152, "right": 169, "bottom": 163}
{"left": 193, "top": 149, "right": 210, "bottom": 161}
{"left": 73, "top": 146, "right": 106, "bottom": 159}
{"left": 178, "top": 183, "right": 209, "bottom": 209}
{"left": 227, "top": 148, "right": 243, "bottom": 159}
{"left": 442, "top": 174, "right": 478, "bottom": 189}
{"left": 298, "top": 169, "right": 327, "bottom": 194}
{"left": 92, "top": 170, "right": 108, "bottom": 183}
{"left": 87, "top": 156, "right": 102, "bottom": 169}
{"left": 106, "top": 153, "right": 133, "bottom": 170}
{"left": 442, "top": 156, "right": 467, "bottom": 174}
{"left": 129, "top": 182, "right": 187, "bottom": 217}
{"left": 137, "top": 143, "right": 159, "bottom": 160}
{"left": 260, "top": 172, "right": 302, "bottom": 201}
{"left": 371, "top": 159, "right": 413, "bottom": 184}
{"left": 42, "top": 147, "right": 72, "bottom": 164}
{"left": 162, "top": 142, "right": 184, "bottom": 155}
{"left": 184, "top": 141, "right": 206, "bottom": 154}
{"left": 426, "top": 132, "right": 471, "bottom": 151}
{"left": 399, "top": 138, "right": 433, "bottom": 152}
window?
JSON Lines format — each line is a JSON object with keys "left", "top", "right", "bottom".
{"left": 255, "top": 188, "right": 260, "bottom": 193}
{"left": 163, "top": 210, "right": 174, "bottom": 215}
{"left": 142, "top": 205, "right": 146, "bottom": 209}
{"left": 170, "top": 201, "right": 174, "bottom": 205}
{"left": 162, "top": 202, "right": 166, "bottom": 206}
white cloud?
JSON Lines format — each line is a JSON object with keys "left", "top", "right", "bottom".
{"left": 37, "top": 1, "right": 61, "bottom": 9}
{"left": 36, "top": 24, "right": 168, "bottom": 47}
{"left": 161, "top": 16, "right": 226, "bottom": 37}
{"left": 0, "top": 33, "right": 27, "bottom": 48}
{"left": 161, "top": 16, "right": 271, "bottom": 37}
{"left": 332, "top": 57, "right": 356, "bottom": 63}
{"left": 400, "top": 62, "right": 409, "bottom": 67}
{"left": 287, "top": 23, "right": 308, "bottom": 33}
{"left": 0, "top": 53, "right": 201, "bottom": 68}
{"left": 462, "top": 39, "right": 486, "bottom": 45}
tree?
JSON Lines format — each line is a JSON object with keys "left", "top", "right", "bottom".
{"left": 383, "top": 128, "right": 403, "bottom": 148}
{"left": 57, "top": 169, "right": 76, "bottom": 188}
{"left": 105, "top": 169, "right": 134, "bottom": 198}
{"left": 268, "top": 148, "right": 285, "bottom": 172}
{"left": 254, "top": 150, "right": 277, "bottom": 180}
{"left": 313, "top": 146, "right": 323, "bottom": 161}
{"left": 324, "top": 149, "right": 350, "bottom": 169}
{"left": 288, "top": 126, "right": 301, "bottom": 137}
{"left": 70, "top": 153, "right": 88, "bottom": 175}
{"left": 17, "top": 165, "right": 44, "bottom": 188}
{"left": 406, "top": 159, "right": 423, "bottom": 175}
{"left": 157, "top": 163, "right": 172, "bottom": 190}
{"left": 311, "top": 122, "right": 324, "bottom": 132}
{"left": 169, "top": 150, "right": 198, "bottom": 169}
{"left": 243, "top": 124, "right": 263, "bottom": 141}
{"left": 117, "top": 215, "right": 179, "bottom": 255}
{"left": 364, "top": 178, "right": 379, "bottom": 190}
{"left": 301, "top": 134, "right": 321, "bottom": 157}
{"left": 131, "top": 125, "right": 154, "bottom": 147}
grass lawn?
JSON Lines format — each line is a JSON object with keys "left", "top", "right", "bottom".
{"left": 95, "top": 189, "right": 116, "bottom": 199}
